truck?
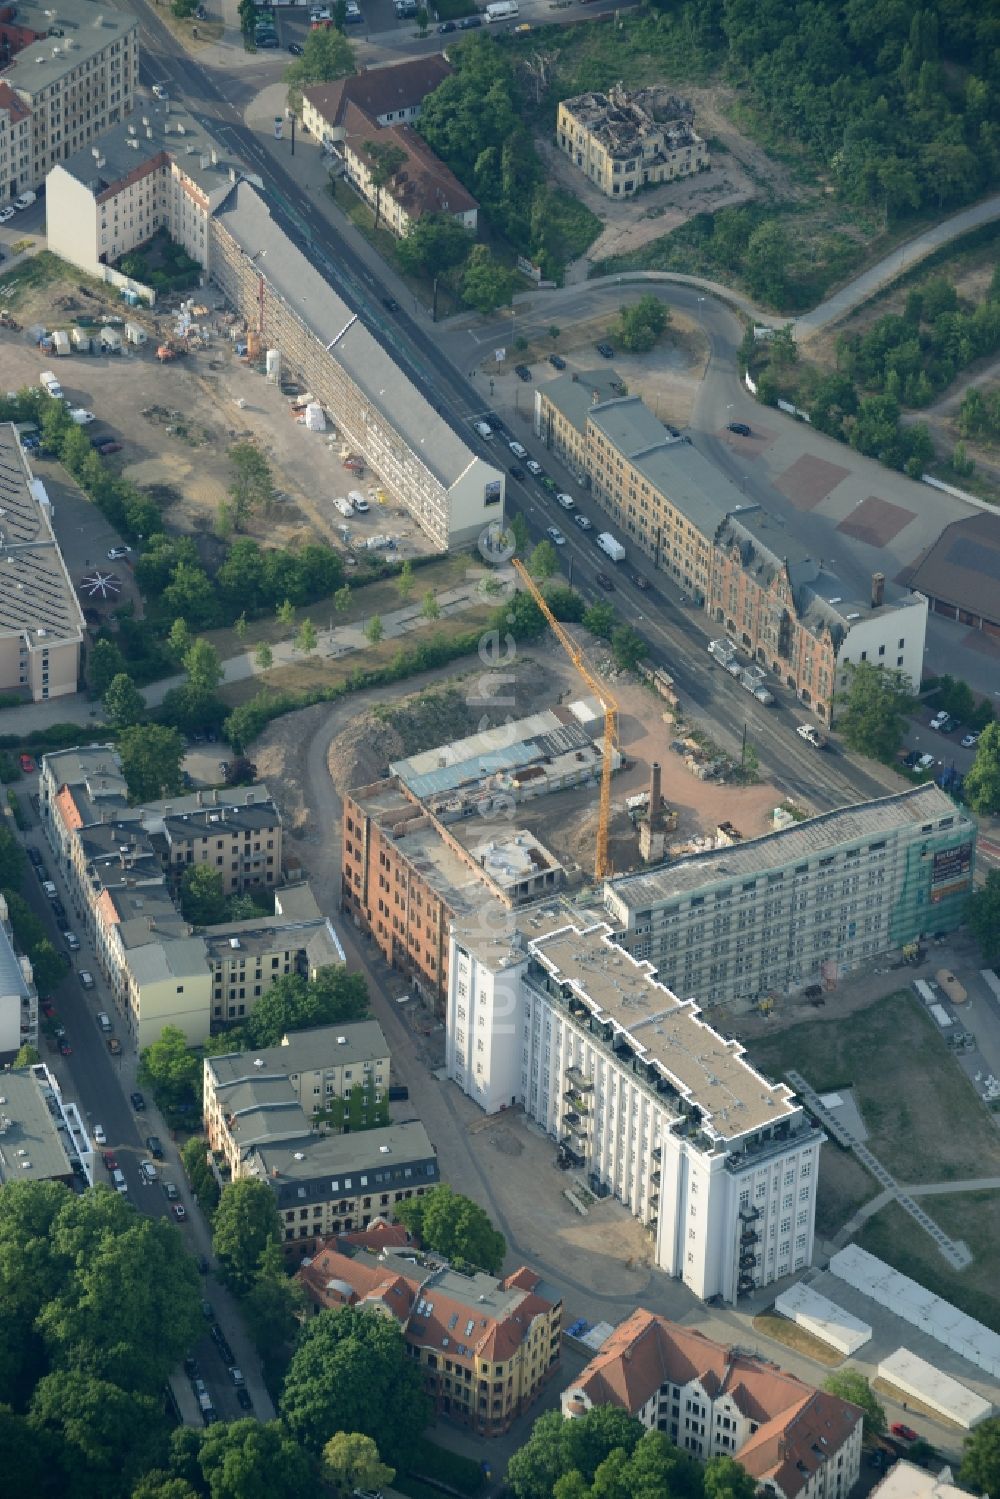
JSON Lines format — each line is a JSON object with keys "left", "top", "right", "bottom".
{"left": 739, "top": 669, "right": 774, "bottom": 705}
{"left": 39, "top": 370, "right": 63, "bottom": 399}
{"left": 485, "top": 0, "right": 518, "bottom": 16}
{"left": 52, "top": 330, "right": 71, "bottom": 357}
{"left": 596, "top": 532, "right": 626, "bottom": 562}
{"left": 707, "top": 638, "right": 735, "bottom": 666}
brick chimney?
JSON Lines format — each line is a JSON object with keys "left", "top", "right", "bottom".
{"left": 871, "top": 571, "right": 885, "bottom": 608}
{"left": 649, "top": 762, "right": 662, "bottom": 828}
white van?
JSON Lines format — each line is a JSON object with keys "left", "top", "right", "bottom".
{"left": 112, "top": 1168, "right": 128, "bottom": 1194}
{"left": 348, "top": 489, "right": 369, "bottom": 513}
{"left": 333, "top": 496, "right": 354, "bottom": 517}
{"left": 473, "top": 420, "right": 493, "bottom": 440}
{"left": 508, "top": 440, "right": 527, "bottom": 459}
{"left": 97, "top": 1012, "right": 112, "bottom": 1034}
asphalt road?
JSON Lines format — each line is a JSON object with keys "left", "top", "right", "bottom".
{"left": 12, "top": 796, "right": 271, "bottom": 1427}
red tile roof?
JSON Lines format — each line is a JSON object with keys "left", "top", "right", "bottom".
{"left": 569, "top": 1310, "right": 862, "bottom": 1498}
{"left": 0, "top": 80, "right": 30, "bottom": 124}
{"left": 338, "top": 1217, "right": 412, "bottom": 1251}
{"left": 302, "top": 55, "right": 452, "bottom": 131}
{"left": 340, "top": 103, "right": 478, "bottom": 221}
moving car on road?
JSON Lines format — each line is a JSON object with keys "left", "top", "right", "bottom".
{"left": 546, "top": 526, "right": 566, "bottom": 546}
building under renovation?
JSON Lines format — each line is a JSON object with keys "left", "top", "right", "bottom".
{"left": 208, "top": 179, "right": 504, "bottom": 550}
{"left": 557, "top": 84, "right": 708, "bottom": 198}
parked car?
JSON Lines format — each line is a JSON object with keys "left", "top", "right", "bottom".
{"left": 41, "top": 999, "right": 56, "bottom": 1018}
{"left": 525, "top": 459, "right": 543, "bottom": 477}
{"left": 42, "top": 880, "right": 57, "bottom": 899}
{"left": 514, "top": 363, "right": 532, "bottom": 381}
{"left": 64, "top": 931, "right": 80, "bottom": 951}
{"left": 891, "top": 1424, "right": 918, "bottom": 1443}
{"left": 146, "top": 1134, "right": 164, "bottom": 1159}
{"left": 173, "top": 1203, "right": 187, "bottom": 1221}
{"left": 93, "top": 1124, "right": 107, "bottom": 1146}
{"left": 548, "top": 354, "right": 566, "bottom": 370}
{"left": 546, "top": 526, "right": 566, "bottom": 546}
{"left": 78, "top": 970, "right": 95, "bottom": 990}
{"left": 727, "top": 421, "right": 752, "bottom": 436}
{"left": 595, "top": 572, "right": 616, "bottom": 592}
{"left": 574, "top": 514, "right": 593, "bottom": 531}
{"left": 58, "top": 1036, "right": 72, "bottom": 1056}
{"left": 960, "top": 731, "right": 979, "bottom": 748}
{"left": 916, "top": 752, "right": 935, "bottom": 770}
{"left": 556, "top": 492, "right": 575, "bottom": 510}
{"left": 130, "top": 1090, "right": 146, "bottom": 1111}
{"left": 52, "top": 900, "right": 67, "bottom": 925}
{"left": 381, "top": 296, "right": 399, "bottom": 312}
{"left": 596, "top": 342, "right": 614, "bottom": 358}
{"left": 27, "top": 847, "right": 42, "bottom": 868}
{"left": 508, "top": 465, "right": 524, "bottom": 480}
{"left": 107, "top": 545, "right": 132, "bottom": 560}
{"left": 102, "top": 1150, "right": 118, "bottom": 1171}
{"left": 19, "top": 753, "right": 35, "bottom": 772}
{"left": 0, "top": 205, "right": 15, "bottom": 224}
{"left": 458, "top": 13, "right": 482, "bottom": 25}
{"left": 164, "top": 1180, "right": 179, "bottom": 1200}
{"left": 96, "top": 441, "right": 123, "bottom": 456}
{"left": 632, "top": 573, "right": 650, "bottom": 590}
{"left": 437, "top": 19, "right": 455, "bottom": 29}
{"left": 107, "top": 1037, "right": 122, "bottom": 1055}
{"left": 929, "top": 711, "right": 953, "bottom": 731}
{"left": 152, "top": 83, "right": 168, "bottom": 100}
{"left": 236, "top": 1387, "right": 253, "bottom": 1411}
{"left": 508, "top": 439, "right": 527, "bottom": 458}
{"left": 140, "top": 1159, "right": 158, "bottom": 1184}
{"left": 287, "top": 40, "right": 303, "bottom": 52}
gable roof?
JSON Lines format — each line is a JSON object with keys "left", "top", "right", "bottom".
{"left": 341, "top": 102, "right": 478, "bottom": 219}
{"left": 303, "top": 55, "right": 452, "bottom": 130}
{"left": 906, "top": 511, "right": 1000, "bottom": 628}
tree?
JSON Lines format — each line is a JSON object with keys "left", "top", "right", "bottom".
{"left": 212, "top": 1180, "right": 282, "bottom": 1296}
{"left": 549, "top": 325, "right": 561, "bottom": 344}
{"left": 183, "top": 638, "right": 224, "bottom": 694}
{"left": 396, "top": 560, "right": 415, "bottom": 601}
{"left": 280, "top": 1305, "right": 429, "bottom": 1463}
{"left": 323, "top": 1431, "right": 395, "bottom": 1496}
{"left": 964, "top": 722, "right": 1000, "bottom": 814}
{"left": 172, "top": 0, "right": 197, "bottom": 17}
{"left": 395, "top": 1184, "right": 505, "bottom": 1274}
{"left": 420, "top": 590, "right": 440, "bottom": 622}
{"left": 365, "top": 615, "right": 384, "bottom": 645}
{"left": 703, "top": 1455, "right": 759, "bottom": 1499}
{"left": 968, "top": 871, "right": 1000, "bottom": 966}
{"left": 462, "top": 245, "right": 517, "bottom": 316}
{"left": 296, "top": 618, "right": 318, "bottom": 655}
{"left": 508, "top": 1407, "right": 644, "bottom": 1499}
{"left": 132, "top": 1476, "right": 200, "bottom": 1499}
{"left": 583, "top": 601, "right": 616, "bottom": 641}
{"left": 0, "top": 825, "right": 26, "bottom": 888}
{"left": 243, "top": 967, "right": 369, "bottom": 1048}
{"left": 28, "top": 1370, "right": 166, "bottom": 1499}
{"left": 244, "top": 1252, "right": 305, "bottom": 1359}
{"left": 0, "top": 1406, "right": 45, "bottom": 1499}
{"left": 13, "top": 1043, "right": 40, "bottom": 1068}
{"left": 363, "top": 140, "right": 407, "bottom": 232}
{"left": 167, "top": 617, "right": 193, "bottom": 663}
{"left": 285, "top": 26, "right": 354, "bottom": 110}
{"left": 960, "top": 1416, "right": 1000, "bottom": 1499}
{"left": 225, "top": 755, "right": 259, "bottom": 787}
{"left": 227, "top": 442, "right": 273, "bottom": 532}
{"left": 395, "top": 213, "right": 472, "bottom": 279}
{"left": 822, "top": 1372, "right": 885, "bottom": 1438}
{"left": 102, "top": 672, "right": 146, "bottom": 729}
{"left": 234, "top": 612, "right": 249, "bottom": 643}
{"left": 179, "top": 864, "right": 228, "bottom": 927}
{"left": 196, "top": 1418, "right": 312, "bottom": 1499}
{"left": 616, "top": 294, "right": 669, "bottom": 353}
{"left": 334, "top": 585, "right": 352, "bottom": 614}
{"left": 118, "top": 725, "right": 185, "bottom": 802}
{"left": 162, "top": 563, "right": 220, "bottom": 631}
{"left": 545, "top": 585, "right": 585, "bottom": 622}
{"left": 415, "top": 4, "right": 428, "bottom": 35}
{"left": 277, "top": 598, "right": 295, "bottom": 629}
{"left": 610, "top": 624, "right": 645, "bottom": 671}
{"left": 505, "top": 512, "right": 530, "bottom": 557}
{"left": 87, "top": 638, "right": 127, "bottom": 698}
{"left": 254, "top": 640, "right": 274, "bottom": 671}
{"left": 139, "top": 1025, "right": 201, "bottom": 1109}
{"left": 835, "top": 662, "right": 915, "bottom": 761}
{"left": 529, "top": 539, "right": 559, "bottom": 581}
{"left": 180, "top": 1136, "right": 220, "bottom": 1213}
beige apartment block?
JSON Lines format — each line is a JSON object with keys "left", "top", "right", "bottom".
{"left": 557, "top": 84, "right": 708, "bottom": 199}
{"left": 340, "top": 102, "right": 478, "bottom": 239}
{"left": 0, "top": 424, "right": 84, "bottom": 702}
{"left": 0, "top": 0, "right": 137, "bottom": 199}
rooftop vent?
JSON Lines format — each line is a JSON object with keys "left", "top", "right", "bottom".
{"left": 337, "top": 1035, "right": 347, "bottom": 1045}
{"left": 293, "top": 1151, "right": 305, "bottom": 1161}
{"left": 379, "top": 1145, "right": 390, "bottom": 1154}
{"left": 229, "top": 937, "right": 240, "bottom": 949}
{"left": 253, "top": 1058, "right": 265, "bottom": 1068}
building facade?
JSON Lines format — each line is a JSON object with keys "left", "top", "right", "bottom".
{"left": 340, "top": 106, "right": 478, "bottom": 239}
{"left": 562, "top": 1309, "right": 863, "bottom": 1499}
{"left": 209, "top": 179, "right": 503, "bottom": 551}
{"left": 204, "top": 1020, "right": 391, "bottom": 1178}
{"left": 709, "top": 511, "right": 927, "bottom": 722}
{"left": 342, "top": 775, "right": 562, "bottom": 1012}
{"left": 0, "top": 0, "right": 137, "bottom": 202}
{"left": 557, "top": 84, "right": 708, "bottom": 198}
{"left": 605, "top": 784, "right": 975, "bottom": 1011}
{"left": 0, "top": 80, "right": 31, "bottom": 201}
{"left": 300, "top": 55, "right": 452, "bottom": 143}
{"left": 0, "top": 890, "right": 37, "bottom": 1061}
{"left": 298, "top": 1245, "right": 562, "bottom": 1437}
{"left": 46, "top": 104, "right": 241, "bottom": 273}
{"left": 448, "top": 917, "right": 822, "bottom": 1304}
{"left": 0, "top": 424, "right": 84, "bottom": 701}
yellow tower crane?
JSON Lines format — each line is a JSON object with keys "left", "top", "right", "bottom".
{"left": 511, "top": 558, "right": 618, "bottom": 882}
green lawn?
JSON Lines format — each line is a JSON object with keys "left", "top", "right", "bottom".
{"left": 860, "top": 1194, "right": 1000, "bottom": 1333}
{"left": 747, "top": 990, "right": 1000, "bottom": 1187}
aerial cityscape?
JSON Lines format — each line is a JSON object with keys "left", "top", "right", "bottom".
{"left": 1, "top": 0, "right": 1000, "bottom": 1495}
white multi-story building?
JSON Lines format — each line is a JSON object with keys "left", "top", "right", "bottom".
{"left": 45, "top": 104, "right": 240, "bottom": 274}
{"left": 0, "top": 0, "right": 137, "bottom": 202}
{"left": 605, "top": 784, "right": 976, "bottom": 1010}
{"left": 447, "top": 917, "right": 822, "bottom": 1304}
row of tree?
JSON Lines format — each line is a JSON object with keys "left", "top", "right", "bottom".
{"left": 0, "top": 826, "right": 69, "bottom": 995}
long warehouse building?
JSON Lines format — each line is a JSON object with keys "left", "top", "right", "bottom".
{"left": 209, "top": 180, "right": 504, "bottom": 550}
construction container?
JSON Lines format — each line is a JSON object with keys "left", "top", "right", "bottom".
{"left": 52, "top": 330, "right": 71, "bottom": 356}
{"left": 125, "top": 321, "right": 147, "bottom": 346}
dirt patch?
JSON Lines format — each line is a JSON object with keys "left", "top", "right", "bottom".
{"left": 752, "top": 1311, "right": 845, "bottom": 1367}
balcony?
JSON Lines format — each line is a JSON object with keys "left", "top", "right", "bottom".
{"left": 565, "top": 1067, "right": 593, "bottom": 1094}
{"left": 650, "top": 1169, "right": 661, "bottom": 1186}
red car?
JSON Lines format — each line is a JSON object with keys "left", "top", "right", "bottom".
{"left": 58, "top": 1037, "right": 72, "bottom": 1055}
{"left": 19, "top": 753, "right": 35, "bottom": 773}
{"left": 891, "top": 1424, "right": 918, "bottom": 1443}
{"left": 96, "top": 441, "right": 122, "bottom": 455}
{"left": 102, "top": 1151, "right": 118, "bottom": 1171}
{"left": 172, "top": 1204, "right": 187, "bottom": 1222}
{"left": 41, "top": 1000, "right": 56, "bottom": 1018}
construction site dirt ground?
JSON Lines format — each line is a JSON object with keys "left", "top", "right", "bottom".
{"left": 0, "top": 311, "right": 436, "bottom": 565}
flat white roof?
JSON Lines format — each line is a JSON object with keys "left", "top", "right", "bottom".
{"left": 775, "top": 1281, "right": 871, "bottom": 1356}
{"left": 871, "top": 1462, "right": 979, "bottom": 1499}
{"left": 878, "top": 1347, "right": 993, "bottom": 1429}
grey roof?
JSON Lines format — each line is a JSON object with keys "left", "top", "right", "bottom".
{"left": 587, "top": 400, "right": 741, "bottom": 535}
{"left": 0, "top": 1068, "right": 73, "bottom": 1183}
{"left": 208, "top": 1021, "right": 390, "bottom": 1093}
{"left": 126, "top": 936, "right": 209, "bottom": 984}
{"left": 59, "top": 101, "right": 238, "bottom": 204}
{"left": 3, "top": 1, "right": 136, "bottom": 98}
{"left": 390, "top": 707, "right": 595, "bottom": 798}
{"left": 212, "top": 181, "right": 487, "bottom": 492}
{"left": 0, "top": 425, "right": 85, "bottom": 648}
{"left": 0, "top": 915, "right": 29, "bottom": 1002}
{"left": 245, "top": 1119, "right": 439, "bottom": 1199}
{"left": 534, "top": 369, "right": 629, "bottom": 434}
{"left": 608, "top": 785, "right": 970, "bottom": 913}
